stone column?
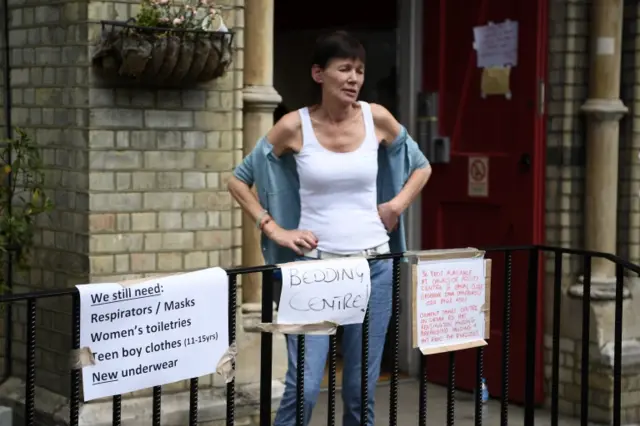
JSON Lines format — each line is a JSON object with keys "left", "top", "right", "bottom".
{"left": 571, "top": 0, "right": 629, "bottom": 299}
{"left": 241, "top": 0, "right": 282, "bottom": 311}
{"left": 235, "top": 0, "right": 287, "bottom": 392}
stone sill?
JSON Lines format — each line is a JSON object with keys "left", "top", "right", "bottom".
{"left": 598, "top": 340, "right": 640, "bottom": 371}
{"left": 0, "top": 377, "right": 284, "bottom": 426}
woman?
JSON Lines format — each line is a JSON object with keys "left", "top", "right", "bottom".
{"left": 228, "top": 31, "right": 432, "bottom": 426}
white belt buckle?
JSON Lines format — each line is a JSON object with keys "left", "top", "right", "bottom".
{"left": 308, "top": 242, "right": 388, "bottom": 260}
{"left": 363, "top": 243, "right": 385, "bottom": 258}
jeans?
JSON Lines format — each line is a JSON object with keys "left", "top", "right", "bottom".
{"left": 273, "top": 258, "right": 393, "bottom": 426}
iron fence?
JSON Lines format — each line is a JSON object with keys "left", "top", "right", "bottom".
{"left": 0, "top": 245, "right": 631, "bottom": 426}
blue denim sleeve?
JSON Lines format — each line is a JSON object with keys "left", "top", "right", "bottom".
{"left": 232, "top": 138, "right": 261, "bottom": 186}
{"left": 389, "top": 126, "right": 430, "bottom": 172}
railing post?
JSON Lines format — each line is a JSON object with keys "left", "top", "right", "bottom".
{"left": 580, "top": 256, "right": 592, "bottom": 426}
{"left": 501, "top": 250, "right": 513, "bottom": 426}
{"left": 613, "top": 263, "right": 623, "bottom": 426}
{"left": 226, "top": 273, "right": 238, "bottom": 426}
{"left": 1, "top": 0, "right": 14, "bottom": 381}
{"left": 447, "top": 352, "right": 456, "bottom": 426}
{"left": 24, "top": 298, "right": 36, "bottom": 426}
{"left": 474, "top": 347, "right": 484, "bottom": 426}
{"left": 524, "top": 248, "right": 539, "bottom": 426}
{"left": 389, "top": 256, "right": 401, "bottom": 425}
{"left": 360, "top": 310, "right": 370, "bottom": 426}
{"left": 69, "top": 292, "right": 80, "bottom": 426}
{"left": 2, "top": 300, "right": 10, "bottom": 379}
{"left": 260, "top": 270, "right": 274, "bottom": 426}
{"left": 551, "top": 250, "right": 563, "bottom": 426}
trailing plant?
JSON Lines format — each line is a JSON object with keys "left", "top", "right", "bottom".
{"left": 91, "top": 0, "right": 233, "bottom": 86}
{"left": 0, "top": 128, "right": 54, "bottom": 295}
{"left": 136, "top": 0, "right": 228, "bottom": 32}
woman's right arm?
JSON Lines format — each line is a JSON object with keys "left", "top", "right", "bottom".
{"left": 227, "top": 177, "right": 268, "bottom": 228}
{"left": 227, "top": 112, "right": 317, "bottom": 255}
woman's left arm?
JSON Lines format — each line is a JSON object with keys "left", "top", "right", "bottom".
{"left": 372, "top": 104, "right": 433, "bottom": 229}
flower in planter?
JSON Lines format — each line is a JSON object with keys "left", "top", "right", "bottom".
{"left": 136, "top": 0, "right": 227, "bottom": 32}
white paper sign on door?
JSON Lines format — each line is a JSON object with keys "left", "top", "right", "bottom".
{"left": 473, "top": 20, "right": 519, "bottom": 68}
{"left": 76, "top": 267, "right": 229, "bottom": 401}
{"left": 278, "top": 258, "right": 371, "bottom": 326}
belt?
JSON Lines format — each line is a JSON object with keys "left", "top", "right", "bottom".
{"left": 302, "top": 242, "right": 390, "bottom": 260}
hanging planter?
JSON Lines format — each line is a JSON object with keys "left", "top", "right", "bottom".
{"left": 91, "top": 0, "right": 234, "bottom": 87}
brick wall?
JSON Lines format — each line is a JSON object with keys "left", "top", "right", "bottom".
{"left": 86, "top": 85, "right": 238, "bottom": 282}
{"left": 543, "top": 0, "right": 588, "bottom": 367}
{"left": 0, "top": 0, "right": 244, "bottom": 401}
{"left": 84, "top": 0, "right": 243, "bottom": 402}
{"left": 543, "top": 4, "right": 589, "bottom": 400}
{"left": 620, "top": 0, "right": 640, "bottom": 264}
{"left": 618, "top": 2, "right": 640, "bottom": 423}
{"left": 86, "top": 0, "right": 242, "bottom": 285}
{"left": 0, "top": 0, "right": 90, "bottom": 396}
{"left": 543, "top": 0, "right": 640, "bottom": 423}
{"left": 542, "top": 0, "right": 588, "bottom": 417}
{"left": 544, "top": 0, "right": 587, "bottom": 266}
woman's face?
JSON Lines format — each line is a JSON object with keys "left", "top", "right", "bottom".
{"left": 312, "top": 57, "right": 365, "bottom": 104}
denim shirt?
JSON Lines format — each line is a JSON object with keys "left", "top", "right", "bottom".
{"left": 232, "top": 125, "right": 430, "bottom": 265}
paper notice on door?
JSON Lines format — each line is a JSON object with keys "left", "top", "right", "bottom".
{"left": 480, "top": 67, "right": 511, "bottom": 98}
{"left": 473, "top": 20, "right": 518, "bottom": 68}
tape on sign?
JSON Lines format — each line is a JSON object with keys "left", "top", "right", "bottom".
{"left": 69, "top": 347, "right": 96, "bottom": 370}
{"left": 215, "top": 341, "right": 238, "bottom": 384}
{"left": 255, "top": 321, "right": 339, "bottom": 336}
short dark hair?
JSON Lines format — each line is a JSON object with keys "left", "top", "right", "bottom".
{"left": 311, "top": 30, "right": 366, "bottom": 68}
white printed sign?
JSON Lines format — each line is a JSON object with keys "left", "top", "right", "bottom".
{"left": 473, "top": 20, "right": 519, "bottom": 68}
{"left": 76, "top": 267, "right": 229, "bottom": 401}
{"left": 415, "top": 257, "right": 486, "bottom": 353}
{"left": 278, "top": 258, "right": 371, "bottom": 326}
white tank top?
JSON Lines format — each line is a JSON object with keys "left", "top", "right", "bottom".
{"left": 294, "top": 101, "right": 389, "bottom": 254}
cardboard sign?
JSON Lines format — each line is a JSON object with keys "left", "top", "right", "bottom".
{"left": 410, "top": 248, "right": 492, "bottom": 355}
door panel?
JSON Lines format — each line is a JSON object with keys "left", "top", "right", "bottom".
{"left": 421, "top": 0, "right": 546, "bottom": 405}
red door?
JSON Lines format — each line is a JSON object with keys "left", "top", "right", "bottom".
{"left": 421, "top": 0, "right": 547, "bottom": 404}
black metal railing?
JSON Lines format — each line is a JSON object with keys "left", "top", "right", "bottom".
{"left": 0, "top": 245, "right": 631, "bottom": 426}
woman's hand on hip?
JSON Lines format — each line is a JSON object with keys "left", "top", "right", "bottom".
{"left": 378, "top": 202, "right": 400, "bottom": 232}
{"left": 263, "top": 222, "right": 318, "bottom": 255}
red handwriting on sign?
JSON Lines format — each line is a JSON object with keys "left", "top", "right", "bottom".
{"left": 417, "top": 262, "right": 485, "bottom": 346}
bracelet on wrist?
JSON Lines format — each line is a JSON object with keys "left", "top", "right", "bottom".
{"left": 255, "top": 209, "right": 269, "bottom": 229}
{"left": 260, "top": 217, "right": 273, "bottom": 234}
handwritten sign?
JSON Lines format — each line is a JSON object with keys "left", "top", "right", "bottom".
{"left": 277, "top": 258, "right": 371, "bottom": 326}
{"left": 413, "top": 255, "right": 489, "bottom": 355}
{"left": 76, "top": 267, "right": 229, "bottom": 401}
{"left": 473, "top": 20, "right": 519, "bottom": 68}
